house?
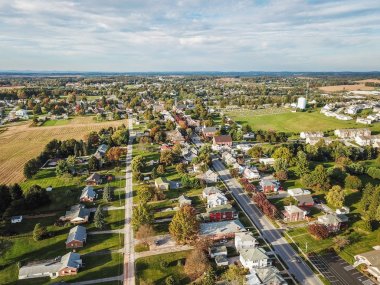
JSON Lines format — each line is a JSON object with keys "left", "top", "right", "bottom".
{"left": 259, "top": 158, "right": 275, "bottom": 166}
{"left": 336, "top": 206, "right": 350, "bottom": 215}
{"left": 213, "top": 135, "right": 233, "bottom": 147}
{"left": 209, "top": 245, "right": 228, "bottom": 258}
{"left": 178, "top": 195, "right": 192, "bottom": 207}
{"left": 282, "top": 205, "right": 307, "bottom": 222}
{"left": 240, "top": 247, "right": 272, "bottom": 270}
{"left": 15, "top": 109, "right": 29, "bottom": 119}
{"left": 155, "top": 177, "right": 170, "bottom": 191}
{"left": 85, "top": 173, "right": 102, "bottom": 185}
{"left": 60, "top": 205, "right": 90, "bottom": 224}
{"left": 306, "top": 137, "right": 334, "bottom": 146}
{"left": 11, "top": 216, "right": 23, "bottom": 223}
{"left": 19, "top": 252, "right": 82, "bottom": 280}
{"left": 199, "top": 219, "right": 245, "bottom": 240}
{"left": 300, "top": 131, "right": 324, "bottom": 139}
{"left": 247, "top": 267, "right": 288, "bottom": 285}
{"left": 197, "top": 169, "right": 219, "bottom": 184}
{"left": 259, "top": 179, "right": 279, "bottom": 193}
{"left": 354, "top": 249, "right": 380, "bottom": 282}
{"left": 94, "top": 144, "right": 108, "bottom": 159}
{"left": 318, "top": 213, "right": 348, "bottom": 232}
{"left": 294, "top": 194, "right": 314, "bottom": 207}
{"left": 334, "top": 128, "right": 371, "bottom": 139}
{"left": 207, "top": 193, "right": 228, "bottom": 208}
{"left": 222, "top": 151, "right": 237, "bottom": 165}
{"left": 355, "top": 136, "right": 372, "bottom": 146}
{"left": 202, "top": 186, "right": 222, "bottom": 199}
{"left": 243, "top": 132, "right": 256, "bottom": 140}
{"left": 235, "top": 232, "right": 258, "bottom": 251}
{"left": 202, "top": 126, "right": 218, "bottom": 138}
{"left": 79, "top": 186, "right": 97, "bottom": 202}
{"left": 166, "top": 130, "right": 185, "bottom": 144}
{"left": 287, "top": 188, "right": 311, "bottom": 197}
{"left": 202, "top": 204, "right": 238, "bottom": 222}
{"left": 356, "top": 118, "right": 372, "bottom": 125}
{"left": 65, "top": 226, "right": 87, "bottom": 248}
{"left": 215, "top": 255, "right": 229, "bottom": 267}
{"left": 243, "top": 167, "right": 260, "bottom": 180}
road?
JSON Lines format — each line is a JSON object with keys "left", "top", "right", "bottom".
{"left": 123, "top": 115, "right": 135, "bottom": 285}
{"left": 212, "top": 158, "right": 323, "bottom": 285}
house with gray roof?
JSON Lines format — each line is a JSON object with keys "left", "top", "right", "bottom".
{"left": 19, "top": 252, "right": 82, "bottom": 280}
{"left": 65, "top": 226, "right": 87, "bottom": 248}
{"left": 240, "top": 248, "right": 272, "bottom": 270}
{"left": 235, "top": 232, "right": 258, "bottom": 251}
{"left": 94, "top": 144, "right": 108, "bottom": 159}
{"left": 178, "top": 195, "right": 192, "bottom": 207}
{"left": 80, "top": 186, "right": 97, "bottom": 202}
{"left": 318, "top": 213, "right": 348, "bottom": 232}
{"left": 60, "top": 205, "right": 90, "bottom": 224}
{"left": 85, "top": 172, "right": 102, "bottom": 185}
{"left": 247, "top": 266, "right": 287, "bottom": 285}
{"left": 202, "top": 186, "right": 221, "bottom": 199}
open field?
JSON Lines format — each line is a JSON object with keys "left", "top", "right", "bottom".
{"left": 355, "top": 78, "right": 380, "bottom": 84}
{"left": 318, "top": 84, "right": 375, "bottom": 92}
{"left": 0, "top": 117, "right": 128, "bottom": 184}
{"left": 226, "top": 109, "right": 380, "bottom": 133}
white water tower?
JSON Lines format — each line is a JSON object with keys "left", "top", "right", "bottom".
{"left": 297, "top": 97, "right": 307, "bottom": 109}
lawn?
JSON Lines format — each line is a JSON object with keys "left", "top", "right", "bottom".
{"left": 135, "top": 251, "right": 190, "bottom": 285}
{"left": 79, "top": 234, "right": 124, "bottom": 255}
{"left": 41, "top": 119, "right": 70, "bottom": 127}
{"left": 226, "top": 109, "right": 380, "bottom": 133}
{"left": 87, "top": 209, "right": 125, "bottom": 231}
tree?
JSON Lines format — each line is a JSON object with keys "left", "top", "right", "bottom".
{"left": 333, "top": 236, "right": 350, "bottom": 252}
{"left": 308, "top": 223, "right": 329, "bottom": 240}
{"left": 176, "top": 163, "right": 187, "bottom": 174}
{"left": 160, "top": 150, "right": 174, "bottom": 166}
{"left": 184, "top": 248, "right": 210, "bottom": 280}
{"left": 103, "top": 184, "right": 112, "bottom": 202}
{"left": 106, "top": 147, "right": 125, "bottom": 165}
{"left": 136, "top": 224, "right": 155, "bottom": 245}
{"left": 33, "top": 223, "right": 47, "bottom": 241}
{"left": 0, "top": 185, "right": 11, "bottom": 216}
{"left": 294, "top": 151, "right": 310, "bottom": 177}
{"left": 137, "top": 185, "right": 154, "bottom": 203}
{"left": 24, "top": 185, "right": 50, "bottom": 210}
{"left": 273, "top": 157, "right": 288, "bottom": 173}
{"left": 94, "top": 205, "right": 105, "bottom": 229}
{"left": 301, "top": 165, "right": 330, "bottom": 191}
{"left": 344, "top": 175, "right": 362, "bottom": 190}
{"left": 88, "top": 156, "right": 100, "bottom": 171}
{"left": 66, "top": 155, "right": 76, "bottom": 170}
{"left": 326, "top": 185, "right": 345, "bottom": 208}
{"left": 272, "top": 147, "right": 292, "bottom": 162}
{"left": 156, "top": 165, "right": 165, "bottom": 175}
{"left": 132, "top": 203, "right": 153, "bottom": 231}
{"left": 169, "top": 205, "right": 199, "bottom": 244}
{"left": 131, "top": 155, "right": 144, "bottom": 173}
{"left": 9, "top": 184, "right": 23, "bottom": 201}
{"left": 56, "top": 160, "right": 69, "bottom": 176}
{"left": 202, "top": 267, "right": 216, "bottom": 285}
{"left": 248, "top": 146, "right": 263, "bottom": 158}
{"left": 111, "top": 129, "right": 129, "bottom": 146}
{"left": 222, "top": 265, "right": 248, "bottom": 285}
{"left": 165, "top": 276, "right": 175, "bottom": 285}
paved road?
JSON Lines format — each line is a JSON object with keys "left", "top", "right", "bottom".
{"left": 88, "top": 229, "right": 124, "bottom": 235}
{"left": 69, "top": 274, "right": 123, "bottom": 285}
{"left": 212, "top": 158, "right": 323, "bottom": 285}
{"left": 123, "top": 116, "right": 135, "bottom": 285}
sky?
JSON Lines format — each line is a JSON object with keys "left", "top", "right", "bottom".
{"left": 0, "top": 0, "right": 379, "bottom": 72}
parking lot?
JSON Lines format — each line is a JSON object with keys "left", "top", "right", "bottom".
{"left": 309, "top": 251, "right": 375, "bottom": 285}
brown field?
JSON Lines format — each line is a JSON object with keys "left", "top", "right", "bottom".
{"left": 0, "top": 117, "right": 128, "bottom": 184}
{"left": 355, "top": 78, "right": 380, "bottom": 84}
{"left": 319, "top": 84, "right": 375, "bottom": 92}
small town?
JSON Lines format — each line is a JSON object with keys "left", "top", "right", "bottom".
{"left": 1, "top": 1, "right": 380, "bottom": 285}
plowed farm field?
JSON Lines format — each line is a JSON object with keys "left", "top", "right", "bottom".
{"left": 0, "top": 117, "right": 128, "bottom": 184}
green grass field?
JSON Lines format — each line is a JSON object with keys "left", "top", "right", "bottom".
{"left": 135, "top": 251, "right": 190, "bottom": 285}
{"left": 41, "top": 120, "right": 70, "bottom": 127}
{"left": 226, "top": 109, "right": 380, "bottom": 133}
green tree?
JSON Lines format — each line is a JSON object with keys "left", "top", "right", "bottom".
{"left": 137, "top": 185, "right": 154, "bottom": 204}
{"left": 88, "top": 156, "right": 100, "bottom": 171}
{"left": 344, "top": 175, "right": 362, "bottom": 190}
{"left": 326, "top": 185, "right": 345, "bottom": 208}
{"left": 176, "top": 163, "right": 187, "bottom": 174}
{"left": 202, "top": 267, "right": 216, "bottom": 285}
{"left": 169, "top": 205, "right": 199, "bottom": 244}
{"left": 94, "top": 205, "right": 105, "bottom": 229}
{"left": 294, "top": 151, "right": 310, "bottom": 177}
{"left": 247, "top": 146, "right": 263, "bottom": 158}
{"left": 33, "top": 223, "right": 47, "bottom": 241}
{"left": 160, "top": 150, "right": 174, "bottom": 166}
{"left": 132, "top": 203, "right": 153, "bottom": 231}
{"left": 273, "top": 157, "right": 288, "bottom": 173}
{"left": 222, "top": 265, "right": 248, "bottom": 285}
{"left": 272, "top": 147, "right": 292, "bottom": 162}
{"left": 156, "top": 165, "right": 165, "bottom": 175}
{"left": 112, "top": 129, "right": 129, "bottom": 146}
{"left": 66, "top": 155, "right": 76, "bottom": 170}
{"left": 56, "top": 160, "right": 69, "bottom": 176}
{"left": 103, "top": 184, "right": 111, "bottom": 202}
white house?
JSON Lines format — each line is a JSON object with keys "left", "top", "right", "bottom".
{"left": 240, "top": 248, "right": 272, "bottom": 270}
{"left": 300, "top": 131, "right": 323, "bottom": 139}
{"left": 207, "top": 193, "right": 228, "bottom": 208}
{"left": 259, "top": 158, "right": 275, "bottom": 166}
{"left": 11, "top": 216, "right": 23, "bottom": 223}
{"left": 202, "top": 186, "right": 221, "bottom": 199}
{"left": 197, "top": 169, "right": 219, "bottom": 184}
{"left": 209, "top": 245, "right": 228, "bottom": 258}
{"left": 15, "top": 109, "right": 29, "bottom": 119}
{"left": 356, "top": 118, "right": 372, "bottom": 125}
{"left": 235, "top": 232, "right": 258, "bottom": 251}
{"left": 287, "top": 188, "right": 311, "bottom": 197}
{"left": 243, "top": 167, "right": 261, "bottom": 180}
{"left": 355, "top": 136, "right": 372, "bottom": 146}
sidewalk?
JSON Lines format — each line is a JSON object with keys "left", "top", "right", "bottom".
{"left": 69, "top": 274, "right": 123, "bottom": 285}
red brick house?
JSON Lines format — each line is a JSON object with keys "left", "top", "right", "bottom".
{"left": 201, "top": 204, "right": 238, "bottom": 222}
{"left": 294, "top": 194, "right": 314, "bottom": 207}
{"left": 65, "top": 225, "right": 87, "bottom": 249}
{"left": 202, "top": 127, "right": 218, "bottom": 138}
{"left": 213, "top": 135, "right": 233, "bottom": 147}
{"left": 282, "top": 205, "right": 307, "bottom": 222}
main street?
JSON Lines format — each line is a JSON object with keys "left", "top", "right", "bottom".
{"left": 123, "top": 114, "right": 135, "bottom": 285}
{"left": 212, "top": 158, "right": 323, "bottom": 285}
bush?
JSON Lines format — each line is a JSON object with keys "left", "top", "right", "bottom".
{"left": 160, "top": 260, "right": 169, "bottom": 269}
{"left": 308, "top": 224, "right": 329, "bottom": 240}
{"left": 367, "top": 167, "right": 380, "bottom": 179}
{"left": 165, "top": 275, "right": 175, "bottom": 285}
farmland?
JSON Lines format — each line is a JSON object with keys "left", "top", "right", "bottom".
{"left": 0, "top": 117, "right": 128, "bottom": 184}
{"left": 318, "top": 84, "right": 375, "bottom": 92}
{"left": 226, "top": 109, "right": 380, "bottom": 133}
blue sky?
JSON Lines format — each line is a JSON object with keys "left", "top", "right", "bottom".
{"left": 0, "top": 0, "right": 379, "bottom": 72}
